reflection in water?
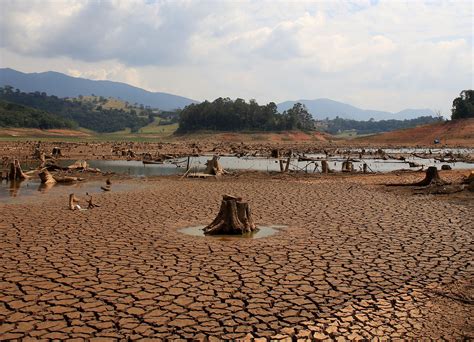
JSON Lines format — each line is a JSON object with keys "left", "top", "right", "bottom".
{"left": 37, "top": 182, "right": 55, "bottom": 193}
{"left": 8, "top": 180, "right": 23, "bottom": 197}
{"left": 179, "top": 225, "right": 287, "bottom": 239}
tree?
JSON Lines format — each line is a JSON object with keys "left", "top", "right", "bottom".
{"left": 283, "top": 102, "right": 313, "bottom": 130}
{"left": 451, "top": 90, "right": 474, "bottom": 120}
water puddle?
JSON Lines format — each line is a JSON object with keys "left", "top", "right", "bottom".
{"left": 178, "top": 225, "right": 287, "bottom": 239}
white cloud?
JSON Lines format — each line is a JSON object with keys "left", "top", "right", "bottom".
{"left": 0, "top": 0, "right": 472, "bottom": 115}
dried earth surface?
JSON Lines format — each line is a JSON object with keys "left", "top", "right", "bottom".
{"left": 1, "top": 171, "right": 473, "bottom": 340}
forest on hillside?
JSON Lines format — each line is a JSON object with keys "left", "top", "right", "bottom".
{"left": 0, "top": 100, "right": 76, "bottom": 129}
{"left": 0, "top": 86, "right": 151, "bottom": 132}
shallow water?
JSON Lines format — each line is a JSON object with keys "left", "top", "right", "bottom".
{"left": 81, "top": 154, "right": 472, "bottom": 177}
{"left": 178, "top": 225, "right": 287, "bottom": 239}
{"left": 0, "top": 179, "right": 134, "bottom": 203}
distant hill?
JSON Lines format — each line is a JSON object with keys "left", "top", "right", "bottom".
{"left": 356, "top": 118, "right": 474, "bottom": 146}
{"left": 277, "top": 98, "right": 435, "bottom": 121}
{"left": 0, "top": 87, "right": 151, "bottom": 133}
{"left": 0, "top": 68, "right": 198, "bottom": 111}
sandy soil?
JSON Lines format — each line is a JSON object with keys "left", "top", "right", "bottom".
{"left": 1, "top": 170, "right": 472, "bottom": 340}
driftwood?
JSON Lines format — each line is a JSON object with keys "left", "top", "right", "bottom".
{"left": 39, "top": 169, "right": 84, "bottom": 184}
{"left": 68, "top": 160, "right": 88, "bottom": 170}
{"left": 203, "top": 195, "right": 257, "bottom": 235}
{"left": 86, "top": 193, "right": 100, "bottom": 209}
{"left": 8, "top": 159, "right": 29, "bottom": 181}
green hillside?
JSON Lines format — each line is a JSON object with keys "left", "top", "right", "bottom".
{"left": 0, "top": 86, "right": 152, "bottom": 132}
{"left": 0, "top": 100, "right": 76, "bottom": 129}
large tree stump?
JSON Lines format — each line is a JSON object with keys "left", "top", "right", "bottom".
{"left": 414, "top": 166, "right": 445, "bottom": 186}
{"left": 387, "top": 166, "right": 448, "bottom": 187}
{"left": 203, "top": 195, "right": 257, "bottom": 235}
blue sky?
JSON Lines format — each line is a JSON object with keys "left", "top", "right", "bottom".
{"left": 0, "top": 0, "right": 472, "bottom": 116}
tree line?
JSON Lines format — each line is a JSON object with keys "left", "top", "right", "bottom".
{"left": 0, "top": 86, "right": 151, "bottom": 132}
{"left": 177, "top": 97, "right": 313, "bottom": 133}
{"left": 0, "top": 100, "right": 76, "bottom": 129}
{"left": 324, "top": 116, "right": 441, "bottom": 135}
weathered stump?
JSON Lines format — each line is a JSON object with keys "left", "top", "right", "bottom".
{"left": 342, "top": 161, "right": 353, "bottom": 172}
{"left": 415, "top": 166, "right": 445, "bottom": 186}
{"left": 8, "top": 160, "right": 29, "bottom": 181}
{"left": 321, "top": 160, "right": 330, "bottom": 174}
{"left": 205, "top": 156, "right": 225, "bottom": 176}
{"left": 69, "top": 193, "right": 80, "bottom": 210}
{"left": 387, "top": 166, "right": 448, "bottom": 187}
{"left": 52, "top": 147, "right": 62, "bottom": 157}
{"left": 203, "top": 195, "right": 257, "bottom": 235}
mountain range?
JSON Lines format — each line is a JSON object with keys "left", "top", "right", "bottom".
{"left": 0, "top": 68, "right": 197, "bottom": 111}
{"left": 277, "top": 99, "right": 435, "bottom": 121}
{"left": 0, "top": 68, "right": 435, "bottom": 120}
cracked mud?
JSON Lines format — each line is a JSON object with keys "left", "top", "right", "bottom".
{"left": 1, "top": 175, "right": 472, "bottom": 340}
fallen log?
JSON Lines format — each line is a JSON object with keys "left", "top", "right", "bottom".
{"left": 39, "top": 169, "right": 84, "bottom": 184}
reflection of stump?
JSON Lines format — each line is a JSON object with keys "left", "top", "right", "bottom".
{"left": 203, "top": 195, "right": 257, "bottom": 235}
{"left": 39, "top": 170, "right": 57, "bottom": 184}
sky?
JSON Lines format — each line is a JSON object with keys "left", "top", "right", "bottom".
{"left": 0, "top": 0, "right": 472, "bottom": 116}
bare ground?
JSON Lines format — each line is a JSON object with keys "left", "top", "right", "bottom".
{"left": 1, "top": 171, "right": 472, "bottom": 340}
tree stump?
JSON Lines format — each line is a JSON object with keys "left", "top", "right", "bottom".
{"left": 203, "top": 195, "right": 257, "bottom": 235}
{"left": 8, "top": 160, "right": 29, "bottom": 181}
{"left": 415, "top": 166, "right": 445, "bottom": 186}
{"left": 69, "top": 193, "right": 80, "bottom": 210}
{"left": 205, "top": 156, "right": 225, "bottom": 176}
{"left": 321, "top": 160, "right": 330, "bottom": 174}
{"left": 342, "top": 161, "right": 353, "bottom": 172}
{"left": 386, "top": 166, "right": 448, "bottom": 187}
{"left": 52, "top": 147, "right": 62, "bottom": 157}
